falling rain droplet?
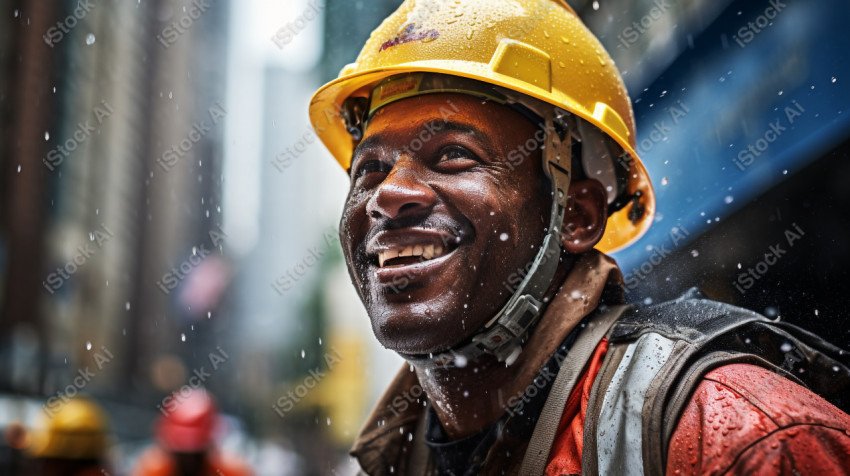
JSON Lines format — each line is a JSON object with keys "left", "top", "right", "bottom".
{"left": 661, "top": 177, "right": 669, "bottom": 186}
{"left": 44, "top": 131, "right": 50, "bottom": 141}
{"left": 86, "top": 33, "right": 96, "bottom": 45}
{"left": 592, "top": 1, "right": 600, "bottom": 10}
{"left": 125, "top": 301, "right": 131, "bottom": 310}
{"left": 780, "top": 342, "right": 793, "bottom": 353}
{"left": 86, "top": 341, "right": 92, "bottom": 350}
{"left": 301, "top": 349, "right": 306, "bottom": 358}
{"left": 832, "top": 77, "right": 838, "bottom": 84}
{"left": 499, "top": 232, "right": 509, "bottom": 241}
{"left": 180, "top": 333, "right": 186, "bottom": 342}
{"left": 207, "top": 311, "right": 212, "bottom": 319}
{"left": 724, "top": 195, "right": 734, "bottom": 204}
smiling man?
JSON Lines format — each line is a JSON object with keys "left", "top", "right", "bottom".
{"left": 308, "top": 1, "right": 850, "bottom": 474}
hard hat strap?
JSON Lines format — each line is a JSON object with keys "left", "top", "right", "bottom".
{"left": 403, "top": 111, "right": 572, "bottom": 369}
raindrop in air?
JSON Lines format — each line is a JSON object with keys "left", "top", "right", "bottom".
{"left": 780, "top": 342, "right": 793, "bottom": 353}
{"left": 499, "top": 233, "right": 509, "bottom": 241}
{"left": 86, "top": 341, "right": 92, "bottom": 350}
{"left": 181, "top": 333, "right": 186, "bottom": 342}
{"left": 44, "top": 131, "right": 49, "bottom": 141}
{"left": 592, "top": 1, "right": 600, "bottom": 10}
{"left": 86, "top": 33, "right": 96, "bottom": 45}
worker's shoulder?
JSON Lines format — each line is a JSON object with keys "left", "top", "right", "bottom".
{"left": 610, "top": 287, "right": 766, "bottom": 343}
{"left": 703, "top": 363, "right": 850, "bottom": 427}
{"left": 667, "top": 362, "right": 850, "bottom": 475}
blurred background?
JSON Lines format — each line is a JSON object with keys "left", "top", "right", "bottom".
{"left": 0, "top": 0, "right": 848, "bottom": 474}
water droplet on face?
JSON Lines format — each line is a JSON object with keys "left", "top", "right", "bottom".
{"left": 86, "top": 33, "right": 96, "bottom": 45}
{"left": 499, "top": 232, "right": 509, "bottom": 241}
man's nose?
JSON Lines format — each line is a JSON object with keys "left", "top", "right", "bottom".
{"left": 366, "top": 166, "right": 437, "bottom": 220}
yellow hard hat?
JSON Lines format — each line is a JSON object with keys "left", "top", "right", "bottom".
{"left": 28, "top": 397, "right": 109, "bottom": 460}
{"left": 309, "top": 0, "right": 654, "bottom": 252}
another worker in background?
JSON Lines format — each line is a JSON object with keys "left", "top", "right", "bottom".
{"left": 133, "top": 388, "right": 251, "bottom": 476}
{"left": 25, "top": 397, "right": 112, "bottom": 476}
{"left": 307, "top": 0, "right": 850, "bottom": 473}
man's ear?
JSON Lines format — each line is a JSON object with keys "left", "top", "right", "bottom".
{"left": 561, "top": 178, "right": 608, "bottom": 254}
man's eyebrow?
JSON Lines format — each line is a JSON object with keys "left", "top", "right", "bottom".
{"left": 351, "top": 119, "right": 496, "bottom": 170}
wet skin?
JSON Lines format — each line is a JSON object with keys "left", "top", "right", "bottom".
{"left": 340, "top": 93, "right": 608, "bottom": 437}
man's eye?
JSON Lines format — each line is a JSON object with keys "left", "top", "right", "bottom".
{"left": 437, "top": 146, "right": 479, "bottom": 170}
{"left": 352, "top": 160, "right": 392, "bottom": 181}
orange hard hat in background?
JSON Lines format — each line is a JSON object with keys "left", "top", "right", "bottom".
{"left": 155, "top": 388, "right": 218, "bottom": 453}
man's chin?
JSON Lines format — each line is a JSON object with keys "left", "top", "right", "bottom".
{"left": 369, "top": 305, "right": 473, "bottom": 356}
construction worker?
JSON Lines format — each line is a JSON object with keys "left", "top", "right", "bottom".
{"left": 307, "top": 0, "right": 850, "bottom": 474}
{"left": 133, "top": 389, "right": 251, "bottom": 476}
{"left": 25, "top": 397, "right": 112, "bottom": 476}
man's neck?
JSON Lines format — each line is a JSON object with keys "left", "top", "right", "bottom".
{"left": 411, "top": 255, "right": 592, "bottom": 440}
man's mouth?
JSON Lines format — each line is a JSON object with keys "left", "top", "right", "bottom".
{"left": 366, "top": 228, "right": 464, "bottom": 274}
{"left": 378, "top": 244, "right": 448, "bottom": 267}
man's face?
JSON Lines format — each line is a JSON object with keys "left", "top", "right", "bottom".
{"left": 340, "top": 93, "right": 551, "bottom": 355}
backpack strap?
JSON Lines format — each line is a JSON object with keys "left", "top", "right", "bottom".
{"left": 519, "top": 304, "right": 630, "bottom": 475}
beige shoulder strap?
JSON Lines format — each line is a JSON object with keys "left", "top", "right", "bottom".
{"left": 519, "top": 304, "right": 629, "bottom": 475}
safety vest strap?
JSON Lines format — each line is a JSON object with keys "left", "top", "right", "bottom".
{"left": 520, "top": 304, "right": 630, "bottom": 475}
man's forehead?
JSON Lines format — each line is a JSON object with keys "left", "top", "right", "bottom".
{"left": 362, "top": 93, "right": 517, "bottom": 142}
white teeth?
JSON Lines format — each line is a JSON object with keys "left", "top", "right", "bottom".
{"left": 378, "top": 248, "right": 399, "bottom": 267}
{"left": 377, "top": 244, "right": 449, "bottom": 267}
